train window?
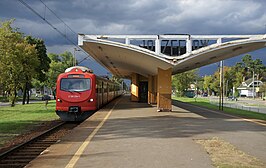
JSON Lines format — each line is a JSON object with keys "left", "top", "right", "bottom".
{"left": 60, "top": 78, "right": 91, "bottom": 92}
{"left": 104, "top": 82, "right": 108, "bottom": 92}
{"left": 109, "top": 84, "right": 112, "bottom": 92}
{"left": 111, "top": 84, "right": 114, "bottom": 92}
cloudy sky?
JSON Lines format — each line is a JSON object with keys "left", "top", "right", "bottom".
{"left": 0, "top": 0, "right": 265, "bottom": 76}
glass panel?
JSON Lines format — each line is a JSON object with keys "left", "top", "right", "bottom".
{"left": 60, "top": 78, "right": 91, "bottom": 92}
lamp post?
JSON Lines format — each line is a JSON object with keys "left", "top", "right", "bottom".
{"left": 252, "top": 70, "right": 255, "bottom": 99}
{"left": 221, "top": 60, "right": 224, "bottom": 110}
{"left": 219, "top": 60, "right": 224, "bottom": 111}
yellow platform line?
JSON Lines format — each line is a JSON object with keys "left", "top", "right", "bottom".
{"left": 65, "top": 98, "right": 121, "bottom": 168}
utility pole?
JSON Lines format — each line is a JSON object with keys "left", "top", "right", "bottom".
{"left": 252, "top": 70, "right": 255, "bottom": 99}
{"left": 219, "top": 60, "right": 224, "bottom": 111}
{"left": 248, "top": 66, "right": 255, "bottom": 99}
{"left": 73, "top": 48, "right": 80, "bottom": 66}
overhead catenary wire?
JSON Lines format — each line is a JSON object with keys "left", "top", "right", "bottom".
{"left": 17, "top": 0, "right": 96, "bottom": 65}
{"left": 39, "top": 0, "right": 76, "bottom": 36}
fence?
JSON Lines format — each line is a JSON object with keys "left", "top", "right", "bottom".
{"left": 209, "top": 98, "right": 266, "bottom": 114}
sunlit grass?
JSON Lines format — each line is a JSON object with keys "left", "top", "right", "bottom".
{"left": 172, "top": 96, "right": 266, "bottom": 121}
{"left": 0, "top": 100, "right": 59, "bottom": 147}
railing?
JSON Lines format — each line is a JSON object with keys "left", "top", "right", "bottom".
{"left": 80, "top": 34, "right": 260, "bottom": 56}
{"left": 209, "top": 97, "right": 266, "bottom": 114}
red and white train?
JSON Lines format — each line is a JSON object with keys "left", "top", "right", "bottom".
{"left": 56, "top": 66, "right": 122, "bottom": 121}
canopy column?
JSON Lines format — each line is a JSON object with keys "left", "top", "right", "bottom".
{"left": 131, "top": 73, "right": 139, "bottom": 102}
{"left": 148, "top": 75, "right": 157, "bottom": 104}
{"left": 157, "top": 68, "right": 172, "bottom": 111}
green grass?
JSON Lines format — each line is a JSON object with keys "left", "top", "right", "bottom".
{"left": 0, "top": 101, "right": 59, "bottom": 147}
{"left": 172, "top": 96, "right": 266, "bottom": 121}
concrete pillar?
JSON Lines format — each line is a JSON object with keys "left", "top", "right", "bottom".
{"left": 153, "top": 75, "right": 157, "bottom": 104}
{"left": 125, "top": 38, "right": 130, "bottom": 45}
{"left": 148, "top": 75, "right": 153, "bottom": 104}
{"left": 217, "top": 38, "right": 222, "bottom": 44}
{"left": 157, "top": 68, "right": 172, "bottom": 111}
{"left": 131, "top": 73, "right": 139, "bottom": 102}
{"left": 148, "top": 75, "right": 157, "bottom": 104}
{"left": 155, "top": 38, "right": 161, "bottom": 54}
{"left": 186, "top": 37, "right": 192, "bottom": 53}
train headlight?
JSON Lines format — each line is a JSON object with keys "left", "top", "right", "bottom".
{"left": 57, "top": 98, "right": 62, "bottom": 102}
{"left": 89, "top": 98, "right": 93, "bottom": 102}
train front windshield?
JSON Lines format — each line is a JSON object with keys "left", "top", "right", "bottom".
{"left": 60, "top": 78, "right": 91, "bottom": 92}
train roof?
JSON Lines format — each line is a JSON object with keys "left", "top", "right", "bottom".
{"left": 65, "top": 66, "right": 93, "bottom": 73}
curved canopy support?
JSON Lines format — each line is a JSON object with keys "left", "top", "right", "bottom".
{"left": 79, "top": 34, "right": 266, "bottom": 77}
{"left": 81, "top": 39, "right": 173, "bottom": 78}
{"left": 173, "top": 38, "right": 266, "bottom": 73}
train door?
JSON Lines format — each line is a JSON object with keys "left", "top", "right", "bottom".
{"left": 139, "top": 81, "right": 148, "bottom": 103}
{"left": 103, "top": 82, "right": 107, "bottom": 104}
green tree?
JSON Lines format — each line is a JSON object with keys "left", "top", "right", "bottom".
{"left": 111, "top": 75, "right": 123, "bottom": 83}
{"left": 240, "top": 54, "right": 266, "bottom": 80}
{"left": 210, "top": 69, "right": 220, "bottom": 95}
{"left": 203, "top": 75, "right": 212, "bottom": 96}
{"left": 204, "top": 55, "right": 265, "bottom": 97}
{"left": 172, "top": 69, "right": 198, "bottom": 96}
{"left": 196, "top": 76, "right": 204, "bottom": 94}
{"left": 259, "top": 83, "right": 266, "bottom": 98}
{"left": 22, "top": 36, "right": 50, "bottom": 104}
{"left": 46, "top": 51, "right": 76, "bottom": 89}
{"left": 26, "top": 36, "right": 50, "bottom": 82}
{"left": 223, "top": 66, "right": 234, "bottom": 96}
{"left": 252, "top": 59, "right": 266, "bottom": 80}
{"left": 231, "top": 63, "right": 244, "bottom": 85}
{"left": 242, "top": 54, "right": 253, "bottom": 69}
{"left": 0, "top": 20, "right": 39, "bottom": 106}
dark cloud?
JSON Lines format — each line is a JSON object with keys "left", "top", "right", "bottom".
{"left": 0, "top": 0, "right": 265, "bottom": 75}
{"left": 2, "top": 0, "right": 266, "bottom": 42}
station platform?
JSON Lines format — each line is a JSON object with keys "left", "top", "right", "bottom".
{"left": 26, "top": 95, "right": 266, "bottom": 168}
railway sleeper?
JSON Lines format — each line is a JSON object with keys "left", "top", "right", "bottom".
{"left": 18, "top": 148, "right": 46, "bottom": 152}
{"left": 0, "top": 158, "right": 32, "bottom": 163}
{"left": 33, "top": 141, "right": 56, "bottom": 144}
{"left": 7, "top": 151, "right": 42, "bottom": 156}
{"left": 0, "top": 163, "right": 25, "bottom": 168}
{"left": 23, "top": 146, "right": 48, "bottom": 149}
{"left": 4, "top": 155, "right": 37, "bottom": 159}
{"left": 43, "top": 139, "right": 61, "bottom": 142}
{"left": 26, "top": 143, "right": 51, "bottom": 147}
{"left": 36, "top": 139, "right": 57, "bottom": 142}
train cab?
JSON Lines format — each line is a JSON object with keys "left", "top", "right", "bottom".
{"left": 55, "top": 66, "right": 122, "bottom": 121}
{"left": 56, "top": 66, "right": 96, "bottom": 121}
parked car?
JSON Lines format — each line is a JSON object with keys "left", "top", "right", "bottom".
{"left": 227, "top": 96, "right": 238, "bottom": 101}
{"left": 202, "top": 93, "right": 208, "bottom": 97}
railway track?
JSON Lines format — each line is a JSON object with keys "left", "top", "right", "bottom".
{"left": 0, "top": 121, "right": 79, "bottom": 168}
